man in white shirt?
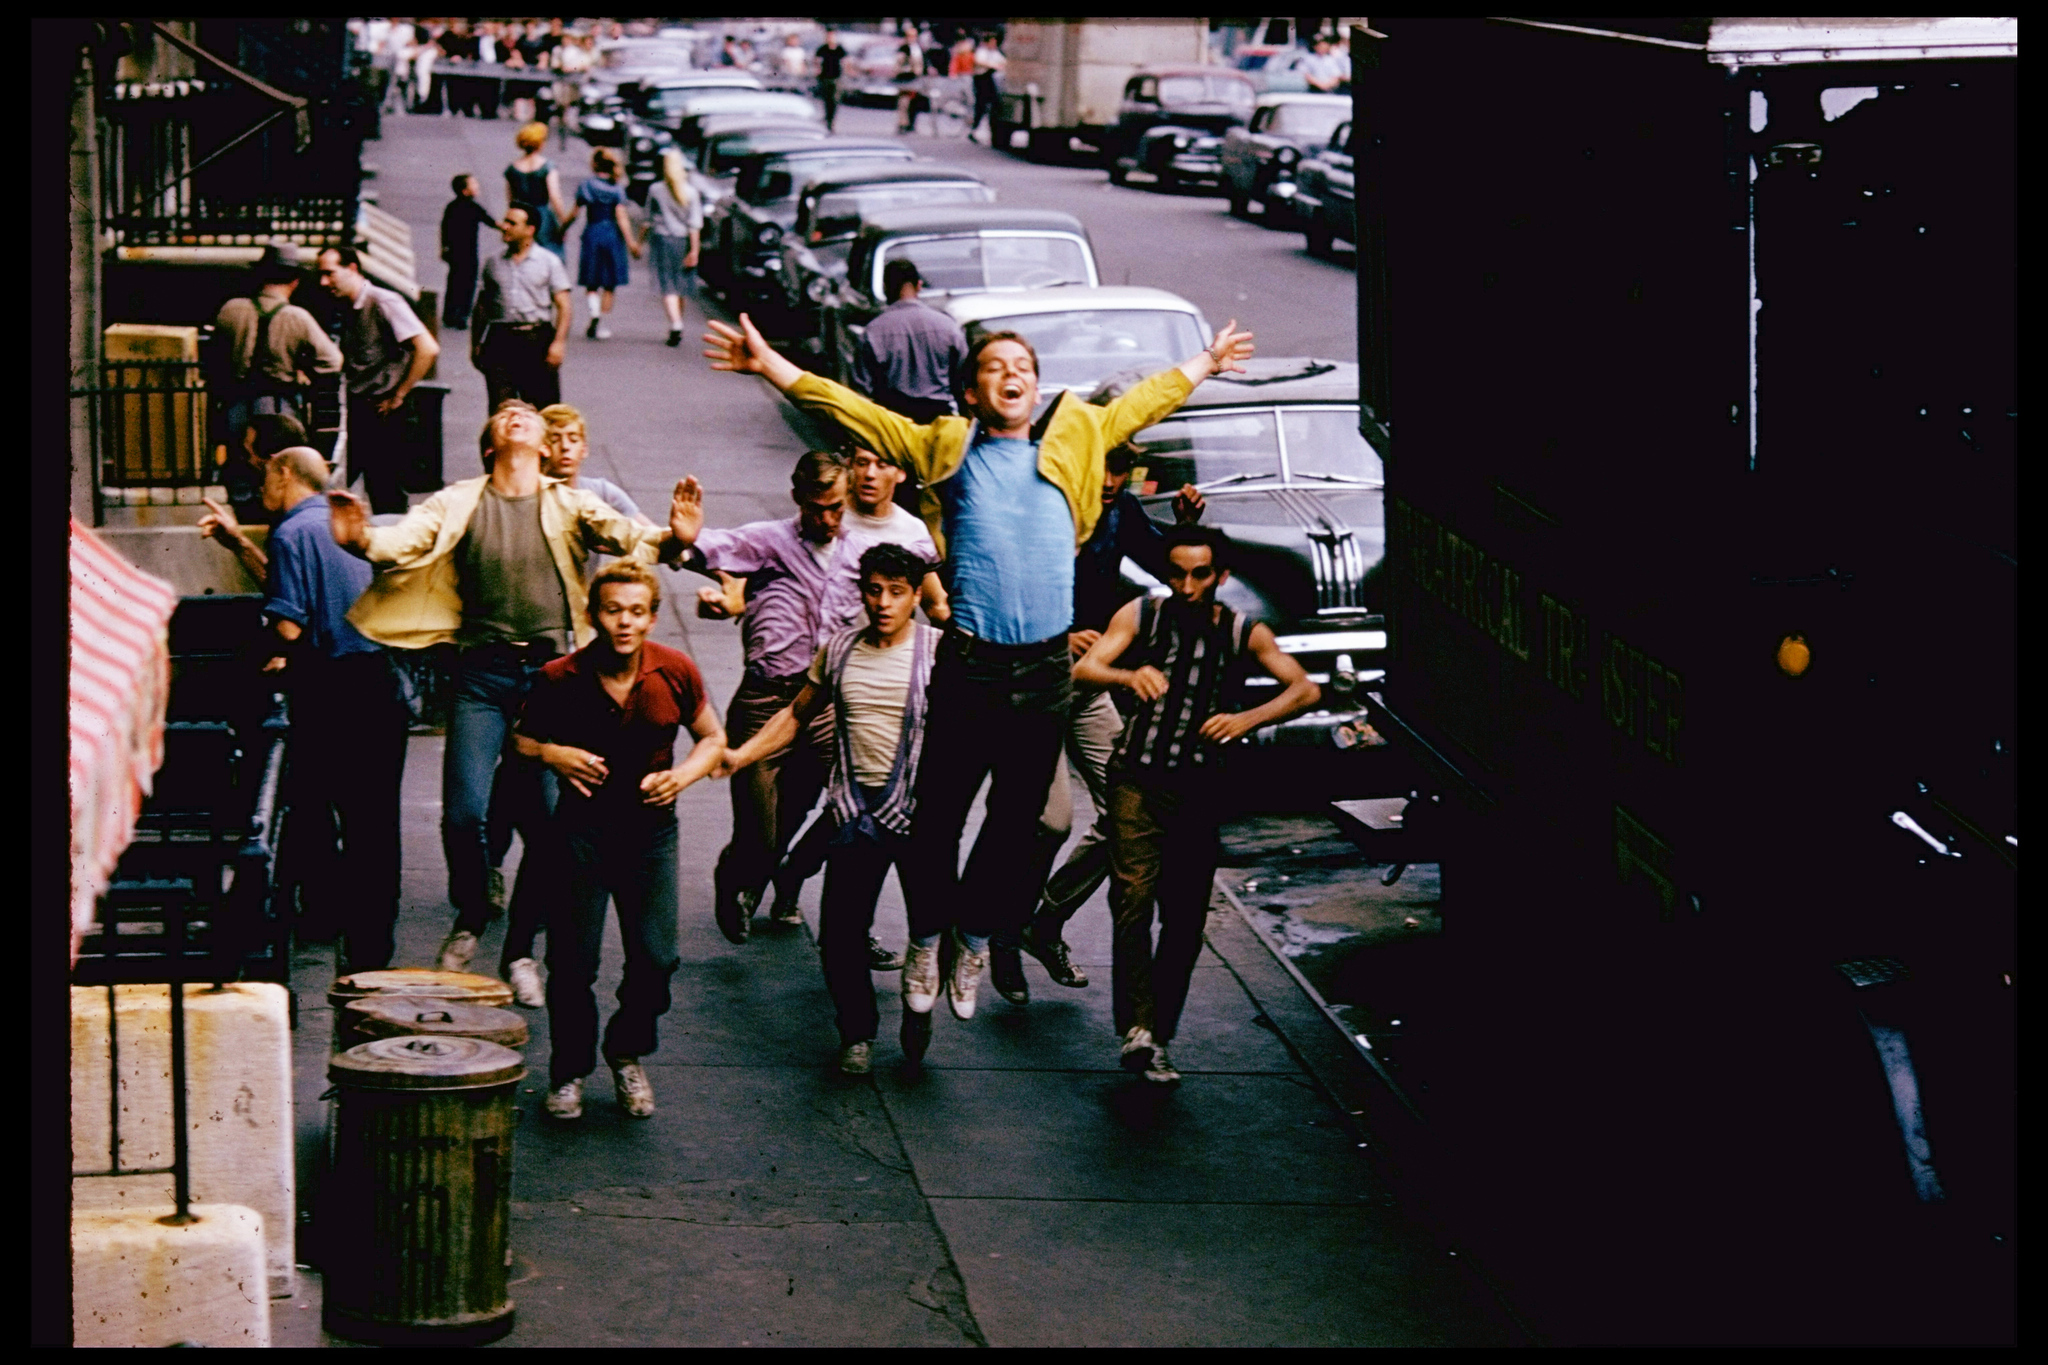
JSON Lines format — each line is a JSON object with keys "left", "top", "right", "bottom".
{"left": 777, "top": 33, "right": 810, "bottom": 79}
{"left": 1302, "top": 34, "right": 1349, "bottom": 93}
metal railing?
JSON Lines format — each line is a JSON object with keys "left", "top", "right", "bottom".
{"left": 86, "top": 360, "right": 216, "bottom": 507}
{"left": 107, "top": 193, "right": 354, "bottom": 249}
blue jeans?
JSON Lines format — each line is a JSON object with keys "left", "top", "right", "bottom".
{"left": 444, "top": 643, "right": 558, "bottom": 934}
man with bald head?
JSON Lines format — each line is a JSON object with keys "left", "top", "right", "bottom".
{"left": 200, "top": 446, "right": 413, "bottom": 970}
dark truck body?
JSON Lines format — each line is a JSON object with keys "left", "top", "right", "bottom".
{"left": 1355, "top": 18, "right": 2014, "bottom": 1344}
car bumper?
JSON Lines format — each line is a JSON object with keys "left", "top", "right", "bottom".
{"left": 1167, "top": 153, "right": 1224, "bottom": 179}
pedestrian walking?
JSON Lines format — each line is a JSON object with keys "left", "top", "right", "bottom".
{"left": 852, "top": 259, "right": 965, "bottom": 424}
{"left": 326, "top": 400, "right": 690, "bottom": 981}
{"left": 316, "top": 245, "right": 440, "bottom": 515}
{"left": 196, "top": 448, "right": 411, "bottom": 973}
{"left": 1074, "top": 525, "right": 1320, "bottom": 1083}
{"left": 505, "top": 122, "right": 571, "bottom": 258}
{"left": 516, "top": 562, "right": 725, "bottom": 1120}
{"left": 996, "top": 431, "right": 1206, "bottom": 1004}
{"left": 702, "top": 309, "right": 1254, "bottom": 1032}
{"left": 471, "top": 201, "right": 571, "bottom": 412}
{"left": 892, "top": 33, "right": 925, "bottom": 135}
{"left": 639, "top": 149, "right": 702, "bottom": 348}
{"left": 561, "top": 148, "right": 640, "bottom": 339}
{"left": 718, "top": 543, "right": 940, "bottom": 1075}
{"left": 776, "top": 32, "right": 809, "bottom": 80}
{"left": 439, "top": 174, "right": 497, "bottom": 330}
{"left": 664, "top": 452, "right": 853, "bottom": 945}
{"left": 210, "top": 249, "right": 341, "bottom": 443}
{"left": 814, "top": 29, "right": 846, "bottom": 131}
{"left": 970, "top": 34, "right": 1007, "bottom": 143}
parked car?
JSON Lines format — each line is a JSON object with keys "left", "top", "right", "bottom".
{"left": 685, "top": 123, "right": 832, "bottom": 219}
{"left": 1290, "top": 119, "right": 1356, "bottom": 257}
{"left": 1118, "top": 357, "right": 1393, "bottom": 796}
{"left": 938, "top": 286, "right": 1209, "bottom": 401}
{"left": 1103, "top": 66, "right": 1257, "bottom": 186}
{"left": 619, "top": 88, "right": 823, "bottom": 203}
{"left": 579, "top": 67, "right": 758, "bottom": 146}
{"left": 1220, "top": 92, "right": 1351, "bottom": 219}
{"left": 700, "top": 138, "right": 917, "bottom": 306}
{"left": 770, "top": 166, "right": 996, "bottom": 349}
{"left": 816, "top": 207, "right": 1099, "bottom": 384}
{"left": 1233, "top": 45, "right": 1316, "bottom": 92}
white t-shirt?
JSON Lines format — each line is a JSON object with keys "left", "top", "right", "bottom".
{"left": 810, "top": 634, "right": 918, "bottom": 787}
{"left": 973, "top": 47, "right": 1007, "bottom": 76}
{"left": 778, "top": 44, "right": 810, "bottom": 77}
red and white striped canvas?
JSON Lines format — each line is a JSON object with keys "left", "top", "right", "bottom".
{"left": 69, "top": 520, "right": 179, "bottom": 964}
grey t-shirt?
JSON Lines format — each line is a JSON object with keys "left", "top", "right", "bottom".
{"left": 456, "top": 486, "right": 572, "bottom": 651}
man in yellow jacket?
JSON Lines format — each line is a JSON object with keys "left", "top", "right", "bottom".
{"left": 701, "top": 311, "right": 1253, "bottom": 1061}
{"left": 330, "top": 400, "right": 693, "bottom": 979}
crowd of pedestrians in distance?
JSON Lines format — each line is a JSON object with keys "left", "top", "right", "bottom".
{"left": 198, "top": 20, "right": 1323, "bottom": 1125}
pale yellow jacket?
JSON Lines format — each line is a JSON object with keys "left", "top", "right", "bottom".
{"left": 785, "top": 368, "right": 1195, "bottom": 559}
{"left": 345, "top": 474, "right": 673, "bottom": 650}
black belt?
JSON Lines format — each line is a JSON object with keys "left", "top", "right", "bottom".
{"left": 497, "top": 320, "right": 551, "bottom": 330}
{"left": 944, "top": 628, "right": 1070, "bottom": 663}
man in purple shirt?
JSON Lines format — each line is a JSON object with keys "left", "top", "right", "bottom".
{"left": 669, "top": 450, "right": 852, "bottom": 944}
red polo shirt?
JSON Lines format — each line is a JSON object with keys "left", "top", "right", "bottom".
{"left": 517, "top": 639, "right": 709, "bottom": 824}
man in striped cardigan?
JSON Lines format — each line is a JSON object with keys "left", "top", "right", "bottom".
{"left": 717, "top": 543, "right": 945, "bottom": 1075}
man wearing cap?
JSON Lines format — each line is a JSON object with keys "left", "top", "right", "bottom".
{"left": 211, "top": 249, "right": 342, "bottom": 444}
{"left": 851, "top": 259, "right": 966, "bottom": 425}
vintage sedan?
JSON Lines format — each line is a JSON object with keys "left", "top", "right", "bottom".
{"left": 699, "top": 138, "right": 916, "bottom": 305}
{"left": 1103, "top": 67, "right": 1258, "bottom": 187}
{"left": 769, "top": 167, "right": 996, "bottom": 349}
{"left": 577, "top": 66, "right": 757, "bottom": 145}
{"left": 815, "top": 207, "right": 1099, "bottom": 385}
{"left": 1220, "top": 92, "right": 1351, "bottom": 220}
{"left": 939, "top": 286, "right": 1209, "bottom": 402}
{"left": 1114, "top": 357, "right": 1397, "bottom": 798}
{"left": 685, "top": 121, "right": 831, "bottom": 217}
{"left": 620, "top": 90, "right": 823, "bottom": 203}
{"left": 1290, "top": 119, "right": 1357, "bottom": 258}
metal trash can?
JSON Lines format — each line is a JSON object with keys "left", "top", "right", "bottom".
{"left": 346, "top": 996, "right": 529, "bottom": 1051}
{"left": 323, "top": 1036, "right": 524, "bottom": 1345}
{"left": 329, "top": 969, "right": 513, "bottom": 1054}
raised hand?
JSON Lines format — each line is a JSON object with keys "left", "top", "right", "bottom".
{"left": 327, "top": 489, "right": 370, "bottom": 552}
{"left": 1206, "top": 318, "right": 1256, "bottom": 375}
{"left": 1173, "top": 483, "right": 1206, "bottom": 524}
{"left": 702, "top": 313, "right": 801, "bottom": 390}
{"left": 669, "top": 476, "right": 704, "bottom": 547}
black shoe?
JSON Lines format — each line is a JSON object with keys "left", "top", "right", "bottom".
{"left": 867, "top": 935, "right": 905, "bottom": 972}
{"left": 990, "top": 943, "right": 1029, "bottom": 1005}
{"left": 899, "top": 1007, "right": 932, "bottom": 1069}
{"left": 714, "top": 887, "right": 751, "bottom": 945}
{"left": 1022, "top": 920, "right": 1089, "bottom": 988}
{"left": 585, "top": 317, "right": 599, "bottom": 339}
{"left": 665, "top": 329, "right": 683, "bottom": 347}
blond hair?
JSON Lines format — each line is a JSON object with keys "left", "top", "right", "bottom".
{"left": 660, "top": 147, "right": 691, "bottom": 212}
{"left": 515, "top": 121, "right": 549, "bottom": 152}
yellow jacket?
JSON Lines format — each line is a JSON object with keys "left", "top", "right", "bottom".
{"left": 345, "top": 475, "right": 673, "bottom": 650}
{"left": 785, "top": 368, "right": 1195, "bottom": 559}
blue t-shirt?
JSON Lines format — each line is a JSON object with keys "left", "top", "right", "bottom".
{"left": 938, "top": 437, "right": 1075, "bottom": 644}
{"left": 265, "top": 495, "right": 379, "bottom": 659}
{"left": 576, "top": 474, "right": 641, "bottom": 519}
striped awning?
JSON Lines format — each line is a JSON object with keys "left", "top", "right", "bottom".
{"left": 69, "top": 520, "right": 179, "bottom": 964}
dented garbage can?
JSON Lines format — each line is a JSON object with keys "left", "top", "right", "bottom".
{"left": 323, "top": 1036, "right": 524, "bottom": 1345}
{"left": 328, "top": 968, "right": 513, "bottom": 1053}
{"left": 346, "top": 995, "right": 529, "bottom": 1050}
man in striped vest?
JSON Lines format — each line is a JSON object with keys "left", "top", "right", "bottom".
{"left": 718, "top": 543, "right": 943, "bottom": 1075}
{"left": 1074, "top": 525, "right": 1322, "bottom": 1085}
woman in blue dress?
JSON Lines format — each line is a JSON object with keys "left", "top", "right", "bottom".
{"left": 560, "top": 147, "right": 638, "bottom": 339}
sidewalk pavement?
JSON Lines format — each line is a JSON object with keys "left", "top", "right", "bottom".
{"left": 270, "top": 107, "right": 1520, "bottom": 1347}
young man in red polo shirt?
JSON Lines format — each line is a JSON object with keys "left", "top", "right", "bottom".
{"left": 515, "top": 562, "right": 725, "bottom": 1120}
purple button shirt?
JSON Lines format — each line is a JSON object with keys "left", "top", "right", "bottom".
{"left": 695, "top": 518, "right": 852, "bottom": 679}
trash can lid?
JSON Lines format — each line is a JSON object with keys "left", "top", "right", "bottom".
{"left": 328, "top": 969, "right": 514, "bottom": 1009}
{"left": 329, "top": 1035, "right": 527, "bottom": 1090}
{"left": 346, "top": 996, "right": 530, "bottom": 1049}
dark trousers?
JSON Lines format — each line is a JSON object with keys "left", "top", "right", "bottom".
{"left": 485, "top": 753, "right": 560, "bottom": 970}
{"left": 547, "top": 816, "right": 680, "bottom": 1083}
{"left": 345, "top": 391, "right": 412, "bottom": 514}
{"left": 819, "top": 807, "right": 909, "bottom": 1045}
{"left": 817, "top": 77, "right": 839, "bottom": 130}
{"left": 714, "top": 672, "right": 832, "bottom": 908}
{"left": 288, "top": 651, "right": 411, "bottom": 973}
{"left": 443, "top": 252, "right": 480, "bottom": 329}
{"left": 1107, "top": 777, "right": 1221, "bottom": 1043}
{"left": 444, "top": 643, "right": 556, "bottom": 933}
{"left": 971, "top": 72, "right": 998, "bottom": 134}
{"left": 478, "top": 322, "right": 561, "bottom": 413}
{"left": 899, "top": 633, "right": 1071, "bottom": 943}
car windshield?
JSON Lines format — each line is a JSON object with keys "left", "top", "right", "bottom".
{"left": 1128, "top": 407, "right": 1382, "bottom": 489}
{"left": 809, "top": 183, "right": 992, "bottom": 237}
{"left": 1237, "top": 54, "right": 1271, "bottom": 70}
{"left": 743, "top": 152, "right": 911, "bottom": 202}
{"left": 1158, "top": 75, "right": 1256, "bottom": 109}
{"left": 1270, "top": 103, "right": 1348, "bottom": 138}
{"left": 1279, "top": 408, "right": 1384, "bottom": 483}
{"left": 879, "top": 235, "right": 1093, "bottom": 294}
{"left": 975, "top": 310, "right": 1206, "bottom": 392}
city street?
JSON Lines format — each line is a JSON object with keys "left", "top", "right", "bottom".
{"left": 268, "top": 103, "right": 1505, "bottom": 1348}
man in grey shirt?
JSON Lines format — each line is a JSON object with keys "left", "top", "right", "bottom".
{"left": 473, "top": 203, "right": 573, "bottom": 412}
{"left": 318, "top": 244, "right": 441, "bottom": 513}
{"left": 852, "top": 259, "right": 966, "bottom": 424}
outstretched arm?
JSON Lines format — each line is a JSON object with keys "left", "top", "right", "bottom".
{"left": 715, "top": 680, "right": 827, "bottom": 777}
{"left": 706, "top": 312, "right": 936, "bottom": 479}
{"left": 1176, "top": 318, "right": 1256, "bottom": 389}
{"left": 703, "top": 312, "right": 805, "bottom": 391}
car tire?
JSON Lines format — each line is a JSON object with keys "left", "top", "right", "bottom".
{"left": 1108, "top": 160, "right": 1128, "bottom": 186}
{"left": 1305, "top": 221, "right": 1332, "bottom": 258}
{"left": 991, "top": 117, "right": 1014, "bottom": 152}
{"left": 1028, "top": 128, "right": 1067, "bottom": 163}
{"left": 1228, "top": 191, "right": 1250, "bottom": 218}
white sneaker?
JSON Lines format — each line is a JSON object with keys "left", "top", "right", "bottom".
{"left": 1144, "top": 1041, "right": 1182, "bottom": 1085}
{"left": 545, "top": 1077, "right": 583, "bottom": 1119}
{"left": 610, "top": 1058, "right": 656, "bottom": 1118}
{"left": 438, "top": 929, "right": 479, "bottom": 972}
{"left": 901, "top": 941, "right": 941, "bottom": 1014}
{"left": 947, "top": 930, "right": 988, "bottom": 1021}
{"left": 1119, "top": 1025, "right": 1156, "bottom": 1074}
{"left": 594, "top": 318, "right": 613, "bottom": 340}
{"left": 506, "top": 957, "right": 544, "bottom": 1008}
